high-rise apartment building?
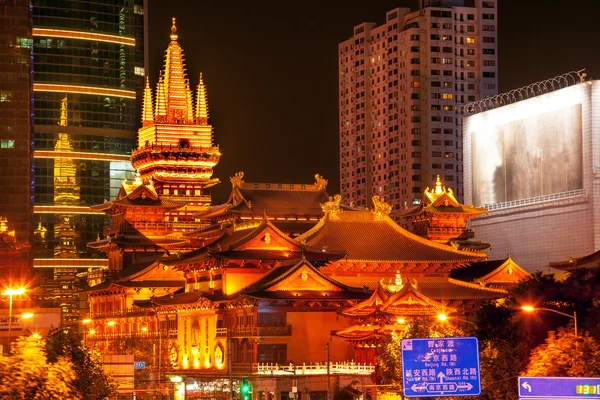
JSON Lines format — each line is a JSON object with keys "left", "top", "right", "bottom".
{"left": 0, "top": 0, "right": 34, "bottom": 280}
{"left": 339, "top": 0, "right": 497, "bottom": 213}
{"left": 27, "top": 0, "right": 147, "bottom": 325}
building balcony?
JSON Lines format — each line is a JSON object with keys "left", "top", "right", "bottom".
{"left": 216, "top": 325, "right": 292, "bottom": 338}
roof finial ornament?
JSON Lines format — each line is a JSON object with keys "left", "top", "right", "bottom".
{"left": 372, "top": 196, "right": 392, "bottom": 219}
{"left": 170, "top": 17, "right": 178, "bottom": 41}
{"left": 314, "top": 174, "right": 328, "bottom": 190}
{"left": 320, "top": 194, "right": 342, "bottom": 216}
{"left": 435, "top": 175, "right": 443, "bottom": 195}
{"left": 395, "top": 270, "right": 403, "bottom": 286}
{"left": 230, "top": 171, "right": 244, "bottom": 188}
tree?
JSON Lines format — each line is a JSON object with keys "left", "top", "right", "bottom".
{"left": 46, "top": 328, "right": 118, "bottom": 399}
{"left": 0, "top": 335, "right": 77, "bottom": 399}
{"left": 478, "top": 339, "right": 523, "bottom": 400}
{"left": 524, "top": 327, "right": 600, "bottom": 377}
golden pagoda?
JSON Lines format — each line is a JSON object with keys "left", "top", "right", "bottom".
{"left": 132, "top": 18, "right": 220, "bottom": 225}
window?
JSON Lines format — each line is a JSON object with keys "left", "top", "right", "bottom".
{"left": 410, "top": 34, "right": 420, "bottom": 40}
{"left": 483, "top": 48, "right": 496, "bottom": 55}
{"left": 483, "top": 36, "right": 496, "bottom": 43}
{"left": 442, "top": 93, "right": 453, "bottom": 100}
{"left": 443, "top": 116, "right": 454, "bottom": 123}
{"left": 0, "top": 140, "right": 15, "bottom": 149}
{"left": 443, "top": 70, "right": 453, "bottom": 76}
{"left": 431, "top": 34, "right": 440, "bottom": 40}
{"left": 411, "top": 69, "right": 421, "bottom": 76}
{"left": 442, "top": 57, "right": 452, "bottom": 64}
{"left": 483, "top": 60, "right": 496, "bottom": 66}
{"left": 467, "top": 25, "right": 475, "bottom": 32}
{"left": 482, "top": 13, "right": 495, "bottom": 20}
{"left": 483, "top": 71, "right": 496, "bottom": 78}
{"left": 431, "top": 81, "right": 441, "bottom": 87}
{"left": 432, "top": 151, "right": 442, "bottom": 157}
{"left": 432, "top": 140, "right": 442, "bottom": 146}
{"left": 443, "top": 105, "right": 453, "bottom": 111}
{"left": 412, "top": 81, "right": 421, "bottom": 88}
{"left": 411, "top": 152, "right": 421, "bottom": 158}
{"left": 411, "top": 46, "right": 420, "bottom": 52}
{"left": 466, "top": 37, "right": 475, "bottom": 44}
{"left": 432, "top": 93, "right": 441, "bottom": 99}
{"left": 467, "top": 14, "right": 474, "bottom": 20}
{"left": 444, "top": 152, "right": 455, "bottom": 158}
{"left": 431, "top": 104, "right": 441, "bottom": 111}
{"left": 258, "top": 344, "right": 287, "bottom": 364}
{"left": 467, "top": 60, "right": 475, "bottom": 67}
{"left": 431, "top": 46, "right": 440, "bottom": 52}
{"left": 467, "top": 49, "right": 475, "bottom": 56}
{"left": 483, "top": 25, "right": 495, "bottom": 31}
{"left": 410, "top": 58, "right": 421, "bottom": 64}
{"left": 163, "top": 189, "right": 169, "bottom": 195}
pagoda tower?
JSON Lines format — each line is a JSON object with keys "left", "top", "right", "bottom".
{"left": 132, "top": 18, "right": 220, "bottom": 227}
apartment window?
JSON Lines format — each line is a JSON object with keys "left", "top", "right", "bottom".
{"left": 443, "top": 105, "right": 453, "bottom": 111}
{"left": 411, "top": 69, "right": 421, "bottom": 76}
{"left": 482, "top": 25, "right": 496, "bottom": 31}
{"left": 410, "top": 58, "right": 421, "bottom": 64}
{"left": 431, "top": 81, "right": 441, "bottom": 87}
{"left": 468, "top": 72, "right": 475, "bottom": 78}
{"left": 467, "top": 49, "right": 475, "bottom": 56}
{"left": 442, "top": 93, "right": 453, "bottom": 100}
{"left": 483, "top": 60, "right": 496, "bottom": 66}
{"left": 468, "top": 95, "right": 476, "bottom": 101}
{"left": 431, "top": 34, "right": 440, "bottom": 40}
{"left": 467, "top": 60, "right": 475, "bottom": 67}
{"left": 411, "top": 152, "right": 421, "bottom": 158}
{"left": 483, "top": 48, "right": 496, "bottom": 55}
{"left": 431, "top": 104, "right": 441, "bottom": 111}
{"left": 483, "top": 71, "right": 496, "bottom": 78}
{"left": 412, "top": 163, "right": 421, "bottom": 169}
{"left": 412, "top": 175, "right": 421, "bottom": 181}
{"left": 444, "top": 164, "right": 454, "bottom": 170}
{"left": 410, "top": 34, "right": 420, "bottom": 40}
{"left": 466, "top": 37, "right": 475, "bottom": 44}
{"left": 431, "top": 22, "right": 440, "bottom": 28}
{"left": 443, "top": 70, "right": 452, "bottom": 76}
{"left": 442, "top": 23, "right": 452, "bottom": 29}
{"left": 442, "top": 58, "right": 452, "bottom": 64}
{"left": 411, "top": 93, "right": 420, "bottom": 99}
{"left": 258, "top": 344, "right": 287, "bottom": 364}
{"left": 411, "top": 104, "right": 421, "bottom": 111}
{"left": 443, "top": 82, "right": 452, "bottom": 88}
{"left": 445, "top": 152, "right": 455, "bottom": 158}
{"left": 411, "top": 46, "right": 420, "bottom": 53}
{"left": 432, "top": 163, "right": 442, "bottom": 169}
{"left": 411, "top": 128, "right": 421, "bottom": 134}
{"left": 432, "top": 151, "right": 442, "bottom": 157}
{"left": 482, "top": 13, "right": 495, "bottom": 20}
{"left": 432, "top": 140, "right": 442, "bottom": 146}
{"left": 432, "top": 128, "right": 442, "bottom": 134}
{"left": 412, "top": 81, "right": 421, "bottom": 88}
{"left": 431, "top": 57, "right": 440, "bottom": 64}
{"left": 431, "top": 46, "right": 440, "bottom": 52}
{"left": 431, "top": 70, "right": 441, "bottom": 76}
{"left": 411, "top": 116, "right": 421, "bottom": 123}
{"left": 412, "top": 187, "right": 422, "bottom": 193}
{"left": 444, "top": 140, "right": 454, "bottom": 146}
{"left": 432, "top": 93, "right": 441, "bottom": 99}
{"left": 467, "top": 14, "right": 474, "bottom": 20}
{"left": 443, "top": 128, "right": 453, "bottom": 135}
{"left": 467, "top": 25, "right": 475, "bottom": 32}
{"left": 445, "top": 175, "right": 454, "bottom": 181}
{"left": 483, "top": 36, "right": 496, "bottom": 43}
{"left": 443, "top": 116, "right": 454, "bottom": 123}
{"left": 442, "top": 46, "right": 453, "bottom": 53}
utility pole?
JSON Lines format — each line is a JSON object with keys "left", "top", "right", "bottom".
{"left": 228, "top": 337, "right": 233, "bottom": 400}
{"left": 326, "top": 342, "right": 331, "bottom": 400}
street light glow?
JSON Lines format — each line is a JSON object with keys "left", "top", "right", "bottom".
{"left": 437, "top": 313, "right": 448, "bottom": 321}
{"left": 89, "top": 329, "right": 96, "bottom": 335}
{"left": 21, "top": 313, "right": 34, "bottom": 319}
{"left": 522, "top": 306, "right": 536, "bottom": 312}
{"left": 397, "top": 318, "right": 406, "bottom": 324}
{"left": 82, "top": 318, "right": 92, "bottom": 324}
{"left": 2, "top": 287, "right": 25, "bottom": 296}
{"left": 107, "top": 321, "right": 116, "bottom": 326}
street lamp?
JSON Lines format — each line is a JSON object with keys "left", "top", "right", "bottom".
{"left": 2, "top": 287, "right": 25, "bottom": 354}
{"left": 521, "top": 305, "right": 577, "bottom": 343}
{"left": 436, "top": 313, "right": 476, "bottom": 325}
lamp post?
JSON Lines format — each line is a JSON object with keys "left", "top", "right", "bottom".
{"left": 521, "top": 305, "right": 577, "bottom": 346}
{"left": 2, "top": 287, "right": 25, "bottom": 354}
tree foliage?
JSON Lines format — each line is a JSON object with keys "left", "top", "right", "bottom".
{"left": 478, "top": 339, "right": 523, "bottom": 400}
{"left": 46, "top": 328, "right": 118, "bottom": 400}
{"left": 0, "top": 335, "right": 78, "bottom": 399}
{"left": 524, "top": 327, "right": 600, "bottom": 377}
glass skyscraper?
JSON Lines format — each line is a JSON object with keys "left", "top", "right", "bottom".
{"left": 0, "top": 0, "right": 34, "bottom": 280}
{"left": 28, "top": 0, "right": 146, "bottom": 325}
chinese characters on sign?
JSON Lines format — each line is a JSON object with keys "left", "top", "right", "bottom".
{"left": 401, "top": 337, "right": 481, "bottom": 398}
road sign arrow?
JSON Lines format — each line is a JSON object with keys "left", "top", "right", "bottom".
{"left": 522, "top": 382, "right": 532, "bottom": 393}
{"left": 411, "top": 384, "right": 426, "bottom": 392}
{"left": 437, "top": 372, "right": 446, "bottom": 383}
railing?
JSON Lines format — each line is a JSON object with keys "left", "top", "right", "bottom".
{"left": 426, "top": 227, "right": 471, "bottom": 238}
{"left": 485, "top": 189, "right": 587, "bottom": 212}
{"left": 86, "top": 330, "right": 168, "bottom": 341}
{"left": 231, "top": 363, "right": 253, "bottom": 374}
{"left": 104, "top": 221, "right": 175, "bottom": 236}
{"left": 88, "top": 307, "right": 155, "bottom": 319}
{"left": 253, "top": 361, "right": 375, "bottom": 376}
{"left": 216, "top": 326, "right": 292, "bottom": 338}
{"left": 133, "top": 143, "right": 219, "bottom": 154}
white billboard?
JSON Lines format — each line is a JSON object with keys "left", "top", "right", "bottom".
{"left": 466, "top": 85, "right": 584, "bottom": 206}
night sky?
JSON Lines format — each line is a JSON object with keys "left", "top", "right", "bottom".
{"left": 147, "top": 0, "right": 600, "bottom": 203}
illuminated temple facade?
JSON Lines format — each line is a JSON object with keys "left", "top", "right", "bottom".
{"left": 84, "top": 20, "right": 527, "bottom": 399}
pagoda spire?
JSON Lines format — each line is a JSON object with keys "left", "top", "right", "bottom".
{"left": 196, "top": 72, "right": 209, "bottom": 125}
{"left": 162, "top": 17, "right": 193, "bottom": 123}
{"left": 155, "top": 74, "right": 167, "bottom": 118}
{"left": 186, "top": 78, "right": 194, "bottom": 122}
{"left": 142, "top": 77, "right": 154, "bottom": 126}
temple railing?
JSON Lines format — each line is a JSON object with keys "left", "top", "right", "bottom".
{"left": 88, "top": 307, "right": 155, "bottom": 319}
{"left": 253, "top": 361, "right": 375, "bottom": 375}
{"left": 216, "top": 326, "right": 292, "bottom": 338}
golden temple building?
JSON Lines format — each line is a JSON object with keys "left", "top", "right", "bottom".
{"left": 83, "top": 19, "right": 530, "bottom": 399}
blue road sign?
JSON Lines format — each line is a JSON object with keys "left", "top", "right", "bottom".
{"left": 133, "top": 361, "right": 146, "bottom": 369}
{"left": 401, "top": 337, "right": 481, "bottom": 398}
{"left": 519, "top": 376, "right": 600, "bottom": 399}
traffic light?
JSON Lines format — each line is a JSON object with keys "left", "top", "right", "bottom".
{"left": 241, "top": 377, "right": 252, "bottom": 400}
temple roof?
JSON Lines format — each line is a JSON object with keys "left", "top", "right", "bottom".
{"left": 163, "top": 216, "right": 345, "bottom": 268}
{"left": 195, "top": 172, "right": 329, "bottom": 220}
{"left": 240, "top": 258, "right": 368, "bottom": 300}
{"left": 548, "top": 250, "right": 600, "bottom": 271}
{"left": 332, "top": 275, "right": 507, "bottom": 301}
{"left": 341, "top": 275, "right": 456, "bottom": 317}
{"left": 399, "top": 176, "right": 487, "bottom": 219}
{"left": 297, "top": 208, "right": 486, "bottom": 264}
{"left": 450, "top": 256, "right": 529, "bottom": 288}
